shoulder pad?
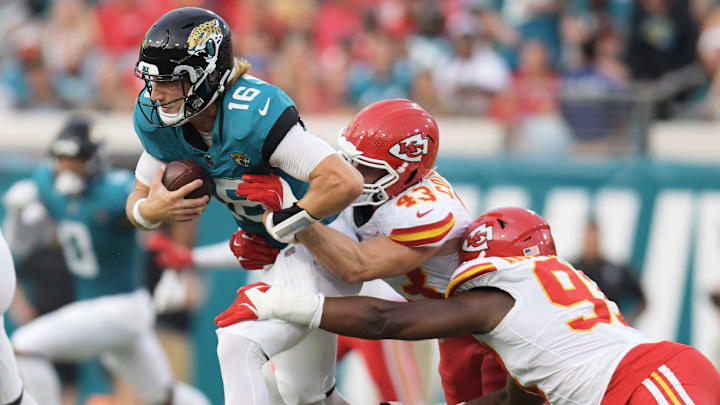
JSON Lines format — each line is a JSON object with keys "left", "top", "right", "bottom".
{"left": 446, "top": 257, "right": 509, "bottom": 297}
{"left": 388, "top": 210, "right": 456, "bottom": 248}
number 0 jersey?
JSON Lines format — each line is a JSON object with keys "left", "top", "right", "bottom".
{"left": 447, "top": 255, "right": 653, "bottom": 405}
{"left": 337, "top": 172, "right": 471, "bottom": 301}
{"left": 31, "top": 166, "right": 141, "bottom": 300}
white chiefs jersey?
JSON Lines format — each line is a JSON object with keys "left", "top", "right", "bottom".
{"left": 447, "top": 255, "right": 654, "bottom": 405}
{"left": 337, "top": 172, "right": 471, "bottom": 301}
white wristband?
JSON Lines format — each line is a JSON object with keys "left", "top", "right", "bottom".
{"left": 133, "top": 198, "right": 161, "bottom": 230}
{"left": 264, "top": 205, "right": 318, "bottom": 243}
{"left": 259, "top": 286, "right": 325, "bottom": 328}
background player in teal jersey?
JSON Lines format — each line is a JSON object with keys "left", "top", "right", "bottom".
{"left": 3, "top": 116, "right": 210, "bottom": 405}
{"left": 127, "top": 7, "right": 364, "bottom": 405}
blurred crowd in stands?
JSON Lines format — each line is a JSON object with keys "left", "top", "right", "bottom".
{"left": 2, "top": 0, "right": 720, "bottom": 151}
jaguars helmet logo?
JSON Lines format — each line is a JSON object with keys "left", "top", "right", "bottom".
{"left": 187, "top": 19, "right": 223, "bottom": 60}
{"left": 230, "top": 152, "right": 250, "bottom": 167}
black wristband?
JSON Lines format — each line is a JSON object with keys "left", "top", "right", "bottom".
{"left": 272, "top": 203, "right": 318, "bottom": 226}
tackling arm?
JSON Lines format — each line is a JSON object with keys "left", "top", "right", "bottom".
{"left": 296, "top": 222, "right": 441, "bottom": 283}
{"left": 296, "top": 153, "right": 363, "bottom": 219}
{"left": 254, "top": 126, "right": 363, "bottom": 243}
{"left": 266, "top": 125, "right": 363, "bottom": 220}
{"left": 318, "top": 288, "right": 512, "bottom": 339}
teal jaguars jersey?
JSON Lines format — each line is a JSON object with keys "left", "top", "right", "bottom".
{"left": 33, "top": 166, "right": 141, "bottom": 300}
{"left": 134, "top": 75, "right": 328, "bottom": 245}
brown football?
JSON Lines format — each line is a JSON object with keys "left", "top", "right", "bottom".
{"left": 162, "top": 160, "right": 212, "bottom": 199}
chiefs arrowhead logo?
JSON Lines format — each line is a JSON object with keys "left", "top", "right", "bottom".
{"left": 389, "top": 133, "right": 429, "bottom": 162}
{"left": 462, "top": 223, "right": 494, "bottom": 256}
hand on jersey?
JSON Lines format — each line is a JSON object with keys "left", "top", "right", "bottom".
{"left": 146, "top": 233, "right": 194, "bottom": 270}
{"left": 144, "top": 165, "right": 209, "bottom": 223}
{"left": 236, "top": 173, "right": 318, "bottom": 244}
{"left": 229, "top": 229, "right": 280, "bottom": 270}
{"left": 235, "top": 174, "right": 297, "bottom": 212}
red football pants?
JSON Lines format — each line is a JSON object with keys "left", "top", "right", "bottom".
{"left": 602, "top": 341, "right": 720, "bottom": 405}
{"left": 438, "top": 334, "right": 507, "bottom": 405}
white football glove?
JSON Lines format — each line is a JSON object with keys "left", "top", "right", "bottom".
{"left": 153, "top": 269, "right": 189, "bottom": 313}
{"left": 3, "top": 180, "right": 39, "bottom": 211}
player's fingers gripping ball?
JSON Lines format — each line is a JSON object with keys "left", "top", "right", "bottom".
{"left": 229, "top": 229, "right": 280, "bottom": 270}
{"left": 235, "top": 173, "right": 297, "bottom": 212}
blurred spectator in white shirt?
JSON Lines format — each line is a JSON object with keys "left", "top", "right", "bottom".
{"left": 434, "top": 12, "right": 510, "bottom": 115}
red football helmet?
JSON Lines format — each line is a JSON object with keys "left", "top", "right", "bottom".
{"left": 460, "top": 207, "right": 556, "bottom": 262}
{"left": 338, "top": 99, "right": 439, "bottom": 206}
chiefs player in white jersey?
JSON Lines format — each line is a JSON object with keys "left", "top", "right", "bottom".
{"left": 0, "top": 228, "right": 38, "bottom": 405}
{"left": 216, "top": 207, "right": 720, "bottom": 405}
{"left": 217, "top": 99, "right": 504, "bottom": 404}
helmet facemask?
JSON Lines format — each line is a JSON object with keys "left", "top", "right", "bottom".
{"left": 338, "top": 131, "right": 401, "bottom": 206}
{"left": 49, "top": 134, "right": 106, "bottom": 197}
{"left": 135, "top": 61, "right": 235, "bottom": 128}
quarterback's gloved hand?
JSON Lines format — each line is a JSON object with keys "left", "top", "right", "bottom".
{"left": 146, "top": 233, "right": 194, "bottom": 270}
{"left": 235, "top": 174, "right": 297, "bottom": 212}
{"left": 229, "top": 229, "right": 280, "bottom": 270}
{"left": 214, "top": 282, "right": 325, "bottom": 328}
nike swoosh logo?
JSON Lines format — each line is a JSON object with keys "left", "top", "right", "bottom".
{"left": 258, "top": 97, "right": 270, "bottom": 116}
{"left": 416, "top": 209, "right": 433, "bottom": 218}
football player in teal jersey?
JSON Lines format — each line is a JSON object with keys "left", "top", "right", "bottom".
{"left": 3, "top": 116, "right": 210, "bottom": 405}
{"left": 127, "top": 7, "right": 363, "bottom": 405}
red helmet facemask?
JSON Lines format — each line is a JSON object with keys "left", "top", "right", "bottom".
{"left": 461, "top": 207, "right": 557, "bottom": 262}
{"left": 338, "top": 99, "right": 439, "bottom": 206}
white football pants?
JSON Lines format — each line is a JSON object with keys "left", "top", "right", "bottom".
{"left": 11, "top": 289, "right": 208, "bottom": 405}
{"left": 216, "top": 243, "right": 362, "bottom": 405}
{"left": 0, "top": 228, "right": 38, "bottom": 405}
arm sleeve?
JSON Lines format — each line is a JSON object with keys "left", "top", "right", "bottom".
{"left": 135, "top": 151, "right": 166, "bottom": 186}
{"left": 268, "top": 123, "right": 337, "bottom": 182}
